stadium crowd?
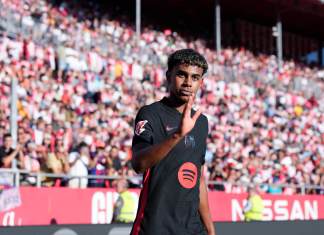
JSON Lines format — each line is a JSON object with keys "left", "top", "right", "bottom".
{"left": 0, "top": 0, "right": 323, "bottom": 194}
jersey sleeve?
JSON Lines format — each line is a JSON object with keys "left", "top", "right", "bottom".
{"left": 201, "top": 115, "right": 209, "bottom": 165}
{"left": 132, "top": 106, "right": 155, "bottom": 153}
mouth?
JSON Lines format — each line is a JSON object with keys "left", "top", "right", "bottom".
{"left": 179, "top": 90, "right": 193, "bottom": 96}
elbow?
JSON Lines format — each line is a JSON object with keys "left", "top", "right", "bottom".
{"left": 3, "top": 159, "right": 12, "bottom": 168}
{"left": 131, "top": 157, "right": 146, "bottom": 174}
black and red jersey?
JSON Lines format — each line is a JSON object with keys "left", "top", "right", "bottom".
{"left": 131, "top": 97, "right": 208, "bottom": 235}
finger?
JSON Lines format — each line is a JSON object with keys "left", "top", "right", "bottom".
{"left": 183, "top": 96, "right": 193, "bottom": 117}
{"left": 187, "top": 94, "right": 195, "bottom": 109}
{"left": 192, "top": 108, "right": 202, "bottom": 122}
{"left": 188, "top": 93, "right": 194, "bottom": 104}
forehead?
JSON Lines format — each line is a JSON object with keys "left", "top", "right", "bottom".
{"left": 172, "top": 64, "right": 204, "bottom": 76}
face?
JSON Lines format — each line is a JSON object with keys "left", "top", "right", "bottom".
{"left": 81, "top": 146, "right": 89, "bottom": 155}
{"left": 37, "top": 121, "right": 45, "bottom": 131}
{"left": 167, "top": 64, "right": 204, "bottom": 103}
{"left": 110, "top": 147, "right": 119, "bottom": 158}
{"left": 4, "top": 136, "right": 12, "bottom": 149}
{"left": 45, "top": 124, "right": 52, "bottom": 133}
{"left": 18, "top": 129, "right": 27, "bottom": 144}
{"left": 116, "top": 180, "right": 127, "bottom": 193}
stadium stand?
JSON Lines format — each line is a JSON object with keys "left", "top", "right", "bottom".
{"left": 0, "top": 0, "right": 323, "bottom": 195}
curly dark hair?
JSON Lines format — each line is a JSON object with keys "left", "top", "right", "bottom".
{"left": 167, "top": 49, "right": 208, "bottom": 75}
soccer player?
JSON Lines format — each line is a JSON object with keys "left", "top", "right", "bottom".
{"left": 131, "top": 49, "right": 216, "bottom": 235}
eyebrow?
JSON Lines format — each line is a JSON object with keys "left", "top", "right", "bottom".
{"left": 177, "top": 69, "right": 202, "bottom": 78}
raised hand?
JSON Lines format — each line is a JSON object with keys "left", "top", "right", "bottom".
{"left": 177, "top": 94, "right": 202, "bottom": 137}
{"left": 15, "top": 144, "right": 22, "bottom": 152}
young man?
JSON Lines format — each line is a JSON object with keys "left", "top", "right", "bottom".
{"left": 0, "top": 133, "right": 24, "bottom": 169}
{"left": 131, "top": 49, "right": 216, "bottom": 235}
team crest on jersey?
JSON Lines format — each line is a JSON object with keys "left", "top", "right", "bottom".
{"left": 135, "top": 120, "right": 148, "bottom": 136}
{"left": 184, "top": 135, "right": 195, "bottom": 148}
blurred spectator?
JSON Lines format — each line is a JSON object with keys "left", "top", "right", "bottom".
{"left": 110, "top": 145, "right": 122, "bottom": 173}
{"left": 243, "top": 186, "right": 264, "bottom": 221}
{"left": 0, "top": 133, "right": 24, "bottom": 186}
{"left": 88, "top": 146, "right": 108, "bottom": 187}
{"left": 44, "top": 140, "right": 70, "bottom": 186}
{"left": 112, "top": 178, "right": 136, "bottom": 223}
{"left": 21, "top": 142, "right": 40, "bottom": 185}
{"left": 0, "top": 133, "right": 24, "bottom": 169}
{"left": 68, "top": 142, "right": 90, "bottom": 188}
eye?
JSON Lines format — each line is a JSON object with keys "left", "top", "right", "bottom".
{"left": 192, "top": 76, "right": 201, "bottom": 81}
{"left": 176, "top": 73, "right": 185, "bottom": 78}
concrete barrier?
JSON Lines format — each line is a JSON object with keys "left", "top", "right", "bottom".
{"left": 0, "top": 220, "right": 323, "bottom": 235}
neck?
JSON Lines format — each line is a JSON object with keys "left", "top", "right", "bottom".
{"left": 165, "top": 96, "right": 187, "bottom": 113}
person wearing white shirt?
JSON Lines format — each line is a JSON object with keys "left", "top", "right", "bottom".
{"left": 68, "top": 143, "right": 90, "bottom": 188}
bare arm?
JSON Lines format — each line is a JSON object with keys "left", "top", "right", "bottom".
{"left": 199, "top": 167, "right": 216, "bottom": 235}
{"left": 17, "top": 149, "right": 25, "bottom": 169}
{"left": 62, "top": 154, "right": 70, "bottom": 173}
{"left": 112, "top": 196, "right": 123, "bottom": 222}
{"left": 132, "top": 95, "right": 202, "bottom": 173}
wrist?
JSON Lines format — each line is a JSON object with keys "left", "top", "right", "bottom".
{"left": 206, "top": 222, "right": 215, "bottom": 234}
{"left": 172, "top": 132, "right": 184, "bottom": 140}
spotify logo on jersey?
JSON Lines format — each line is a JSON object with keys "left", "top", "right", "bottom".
{"left": 178, "top": 162, "right": 198, "bottom": 189}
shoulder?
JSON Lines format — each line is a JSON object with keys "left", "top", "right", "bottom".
{"left": 68, "top": 152, "right": 79, "bottom": 160}
{"left": 0, "top": 147, "right": 13, "bottom": 156}
{"left": 134, "top": 103, "right": 161, "bottom": 134}
{"left": 196, "top": 112, "right": 208, "bottom": 137}
{"left": 138, "top": 101, "right": 161, "bottom": 112}
{"left": 197, "top": 112, "right": 208, "bottom": 127}
{"left": 136, "top": 101, "right": 161, "bottom": 119}
{"left": 0, "top": 147, "right": 4, "bottom": 159}
{"left": 0, "top": 146, "right": 4, "bottom": 154}
{"left": 199, "top": 113, "right": 208, "bottom": 123}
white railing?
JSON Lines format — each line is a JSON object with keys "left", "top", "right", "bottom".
{"left": 1, "top": 168, "right": 323, "bottom": 195}
{"left": 0, "top": 168, "right": 141, "bottom": 188}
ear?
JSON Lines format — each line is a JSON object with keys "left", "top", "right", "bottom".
{"left": 166, "top": 70, "right": 173, "bottom": 87}
{"left": 166, "top": 70, "right": 170, "bottom": 82}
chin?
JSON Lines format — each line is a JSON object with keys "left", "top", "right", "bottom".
{"left": 178, "top": 95, "right": 190, "bottom": 103}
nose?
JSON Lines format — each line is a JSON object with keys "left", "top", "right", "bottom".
{"left": 183, "top": 76, "right": 192, "bottom": 87}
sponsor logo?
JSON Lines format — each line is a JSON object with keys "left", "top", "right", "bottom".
{"left": 178, "top": 162, "right": 198, "bottom": 189}
{"left": 231, "top": 199, "right": 318, "bottom": 221}
{"left": 165, "top": 125, "right": 177, "bottom": 132}
{"left": 135, "top": 120, "right": 148, "bottom": 136}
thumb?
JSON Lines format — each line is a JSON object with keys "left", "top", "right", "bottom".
{"left": 192, "top": 108, "right": 202, "bottom": 122}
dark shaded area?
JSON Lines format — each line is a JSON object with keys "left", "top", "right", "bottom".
{"left": 48, "top": 0, "right": 324, "bottom": 39}
{"left": 47, "top": 0, "right": 324, "bottom": 65}
{"left": 0, "top": 220, "right": 323, "bottom": 235}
